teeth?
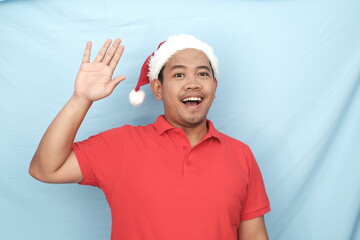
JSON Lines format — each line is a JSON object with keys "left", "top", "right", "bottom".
{"left": 182, "top": 97, "right": 202, "bottom": 102}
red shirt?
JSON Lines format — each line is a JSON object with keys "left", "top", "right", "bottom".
{"left": 72, "top": 115, "right": 270, "bottom": 240}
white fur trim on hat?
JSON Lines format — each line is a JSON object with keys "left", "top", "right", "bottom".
{"left": 147, "top": 34, "right": 219, "bottom": 81}
{"left": 129, "top": 89, "right": 145, "bottom": 107}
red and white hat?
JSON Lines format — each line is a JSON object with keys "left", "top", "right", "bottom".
{"left": 129, "top": 34, "right": 219, "bottom": 106}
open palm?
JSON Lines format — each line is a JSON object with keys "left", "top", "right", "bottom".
{"left": 74, "top": 39, "right": 125, "bottom": 102}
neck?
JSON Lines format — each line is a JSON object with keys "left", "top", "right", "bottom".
{"left": 183, "top": 123, "right": 208, "bottom": 147}
{"left": 168, "top": 119, "right": 208, "bottom": 147}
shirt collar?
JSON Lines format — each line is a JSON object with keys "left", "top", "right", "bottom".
{"left": 153, "top": 115, "right": 222, "bottom": 143}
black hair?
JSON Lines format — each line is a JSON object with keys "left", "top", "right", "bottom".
{"left": 158, "top": 66, "right": 165, "bottom": 82}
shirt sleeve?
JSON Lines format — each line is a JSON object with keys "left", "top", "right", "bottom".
{"left": 240, "top": 147, "right": 271, "bottom": 221}
{"left": 72, "top": 127, "right": 125, "bottom": 190}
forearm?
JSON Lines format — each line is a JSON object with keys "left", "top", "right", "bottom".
{"left": 30, "top": 95, "right": 92, "bottom": 179}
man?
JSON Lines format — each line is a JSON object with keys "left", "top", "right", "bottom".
{"left": 29, "top": 34, "right": 270, "bottom": 240}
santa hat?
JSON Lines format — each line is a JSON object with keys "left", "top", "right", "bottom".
{"left": 129, "top": 34, "right": 219, "bottom": 106}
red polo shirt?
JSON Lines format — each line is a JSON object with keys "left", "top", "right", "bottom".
{"left": 72, "top": 115, "right": 270, "bottom": 240}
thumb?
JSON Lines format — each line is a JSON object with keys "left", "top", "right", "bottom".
{"left": 106, "top": 76, "right": 126, "bottom": 94}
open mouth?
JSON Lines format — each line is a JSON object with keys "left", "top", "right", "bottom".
{"left": 181, "top": 97, "right": 203, "bottom": 106}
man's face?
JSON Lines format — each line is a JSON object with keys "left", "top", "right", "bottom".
{"left": 151, "top": 48, "right": 218, "bottom": 129}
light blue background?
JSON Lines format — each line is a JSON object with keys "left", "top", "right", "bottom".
{"left": 1, "top": 0, "right": 360, "bottom": 239}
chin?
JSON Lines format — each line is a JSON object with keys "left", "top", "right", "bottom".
{"left": 181, "top": 115, "right": 207, "bottom": 126}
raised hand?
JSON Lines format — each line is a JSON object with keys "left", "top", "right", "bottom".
{"left": 74, "top": 39, "right": 126, "bottom": 102}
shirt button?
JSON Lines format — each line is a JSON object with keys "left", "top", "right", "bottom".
{"left": 182, "top": 145, "right": 188, "bottom": 150}
{"left": 175, "top": 130, "right": 180, "bottom": 134}
{"left": 187, "top": 161, "right": 192, "bottom": 166}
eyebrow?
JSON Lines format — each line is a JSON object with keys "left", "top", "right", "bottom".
{"left": 197, "top": 66, "right": 212, "bottom": 72}
{"left": 170, "top": 65, "right": 186, "bottom": 71}
{"left": 170, "top": 65, "right": 212, "bottom": 71}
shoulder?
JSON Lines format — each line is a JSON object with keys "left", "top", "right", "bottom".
{"left": 217, "top": 130, "right": 251, "bottom": 152}
{"left": 98, "top": 122, "right": 154, "bottom": 135}
{"left": 215, "top": 130, "right": 258, "bottom": 167}
{"left": 208, "top": 119, "right": 250, "bottom": 152}
{"left": 92, "top": 122, "right": 157, "bottom": 143}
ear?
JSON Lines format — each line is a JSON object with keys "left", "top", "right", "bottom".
{"left": 150, "top": 79, "right": 163, "bottom": 100}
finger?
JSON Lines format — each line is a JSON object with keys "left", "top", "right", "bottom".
{"left": 106, "top": 76, "right": 126, "bottom": 94}
{"left": 102, "top": 38, "right": 121, "bottom": 65}
{"left": 109, "top": 45, "right": 125, "bottom": 70}
{"left": 94, "top": 39, "right": 112, "bottom": 62}
{"left": 82, "top": 41, "right": 92, "bottom": 64}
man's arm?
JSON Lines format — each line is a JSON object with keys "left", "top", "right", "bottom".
{"left": 238, "top": 216, "right": 269, "bottom": 240}
{"left": 29, "top": 39, "right": 125, "bottom": 183}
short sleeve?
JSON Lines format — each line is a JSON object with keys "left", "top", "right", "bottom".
{"left": 240, "top": 147, "right": 271, "bottom": 221}
{"left": 72, "top": 127, "right": 124, "bottom": 190}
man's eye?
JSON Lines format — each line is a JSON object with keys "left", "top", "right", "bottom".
{"left": 174, "top": 73, "right": 184, "bottom": 78}
{"left": 199, "top": 72, "right": 209, "bottom": 77}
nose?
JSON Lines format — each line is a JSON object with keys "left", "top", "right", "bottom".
{"left": 185, "top": 75, "right": 201, "bottom": 90}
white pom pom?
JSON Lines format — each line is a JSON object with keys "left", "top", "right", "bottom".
{"left": 129, "top": 89, "right": 145, "bottom": 106}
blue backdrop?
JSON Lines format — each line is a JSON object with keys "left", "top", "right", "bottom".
{"left": 1, "top": 0, "right": 360, "bottom": 239}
